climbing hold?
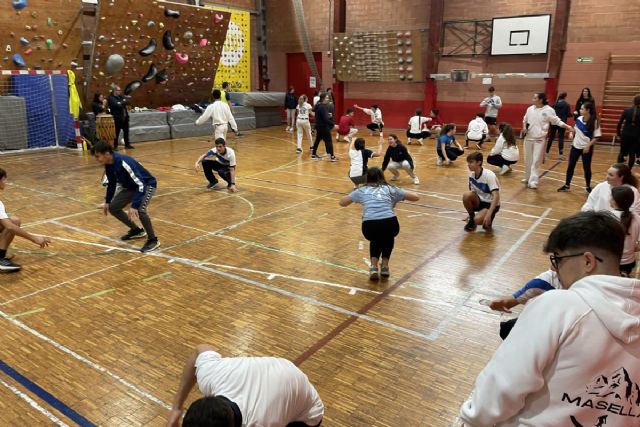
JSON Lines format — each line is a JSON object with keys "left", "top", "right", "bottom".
{"left": 45, "top": 39, "right": 53, "bottom": 49}
{"left": 25, "top": 25, "right": 31, "bottom": 31}
{"left": 10, "top": 32, "right": 15, "bottom": 38}
{"left": 164, "top": 8, "right": 180, "bottom": 18}
{"left": 70, "top": 60, "right": 78, "bottom": 68}
{"left": 12, "top": 53, "right": 26, "bottom": 67}
{"left": 98, "top": 71, "right": 104, "bottom": 76}
{"left": 162, "top": 30, "right": 175, "bottom": 50}
{"left": 155, "top": 69, "right": 169, "bottom": 83}
{"left": 5, "top": 45, "right": 12, "bottom": 52}
{"left": 407, "top": 74, "right": 414, "bottom": 80}
{"left": 11, "top": 0, "right": 28, "bottom": 11}
{"left": 124, "top": 80, "right": 142, "bottom": 95}
{"left": 30, "top": 10, "right": 37, "bottom": 17}
{"left": 62, "top": 43, "right": 68, "bottom": 48}
{"left": 98, "top": 35, "right": 106, "bottom": 42}
{"left": 131, "top": 20, "right": 138, "bottom": 26}
{"left": 147, "top": 20, "right": 155, "bottom": 28}
{"left": 105, "top": 54, "right": 125, "bottom": 74}
{"left": 214, "top": 13, "right": 223, "bottom": 23}
{"left": 34, "top": 65, "right": 41, "bottom": 70}
{"left": 175, "top": 52, "right": 188, "bottom": 64}
{"left": 57, "top": 29, "right": 63, "bottom": 36}
{"left": 404, "top": 31, "right": 411, "bottom": 37}
{"left": 24, "top": 48, "right": 32, "bottom": 55}
{"left": 47, "top": 17, "right": 52, "bottom": 26}
{"left": 139, "top": 38, "right": 156, "bottom": 56}
{"left": 183, "top": 31, "right": 193, "bottom": 39}
{"left": 142, "top": 63, "right": 157, "bottom": 82}
{"left": 19, "top": 37, "right": 29, "bottom": 46}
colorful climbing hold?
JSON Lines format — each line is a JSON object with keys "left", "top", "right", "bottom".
{"left": 19, "top": 37, "right": 29, "bottom": 46}
{"left": 139, "top": 38, "right": 157, "bottom": 56}
{"left": 147, "top": 20, "right": 155, "bottom": 28}
{"left": 11, "top": 0, "right": 28, "bottom": 11}
{"left": 5, "top": 45, "right": 12, "bottom": 52}
{"left": 45, "top": 39, "right": 53, "bottom": 49}
{"left": 47, "top": 17, "right": 53, "bottom": 26}
{"left": 24, "top": 48, "right": 32, "bottom": 55}
{"left": 12, "top": 53, "right": 26, "bottom": 67}
{"left": 175, "top": 52, "right": 188, "bottom": 64}
{"left": 214, "top": 13, "right": 223, "bottom": 23}
{"left": 159, "top": 22, "right": 165, "bottom": 29}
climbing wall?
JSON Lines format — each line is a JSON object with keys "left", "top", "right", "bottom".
{"left": 0, "top": 0, "right": 82, "bottom": 71}
{"left": 206, "top": 5, "right": 250, "bottom": 93}
{"left": 88, "top": 0, "right": 231, "bottom": 108}
{"left": 333, "top": 31, "right": 425, "bottom": 82}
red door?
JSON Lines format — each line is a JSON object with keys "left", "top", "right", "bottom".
{"left": 286, "top": 52, "right": 322, "bottom": 103}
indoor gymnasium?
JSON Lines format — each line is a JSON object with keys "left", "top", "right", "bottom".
{"left": 0, "top": 0, "right": 639, "bottom": 426}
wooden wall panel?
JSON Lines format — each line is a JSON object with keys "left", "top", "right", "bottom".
{"left": 88, "top": 0, "right": 231, "bottom": 107}
{"left": 0, "top": 0, "right": 82, "bottom": 71}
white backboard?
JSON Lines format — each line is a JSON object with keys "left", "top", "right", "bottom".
{"left": 491, "top": 15, "right": 551, "bottom": 55}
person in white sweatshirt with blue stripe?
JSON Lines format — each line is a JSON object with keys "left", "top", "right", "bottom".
{"left": 460, "top": 211, "right": 640, "bottom": 427}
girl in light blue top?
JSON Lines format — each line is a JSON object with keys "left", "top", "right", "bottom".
{"left": 339, "top": 167, "right": 419, "bottom": 280}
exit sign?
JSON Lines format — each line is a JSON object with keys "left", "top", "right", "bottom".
{"left": 577, "top": 57, "right": 593, "bottom": 63}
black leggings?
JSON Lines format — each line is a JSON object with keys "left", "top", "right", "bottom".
{"left": 617, "top": 134, "right": 640, "bottom": 169}
{"left": 362, "top": 217, "right": 400, "bottom": 259}
{"left": 564, "top": 145, "right": 593, "bottom": 187}
{"left": 312, "top": 127, "right": 334, "bottom": 156}
{"left": 487, "top": 154, "right": 517, "bottom": 167}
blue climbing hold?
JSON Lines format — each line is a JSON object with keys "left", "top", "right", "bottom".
{"left": 12, "top": 53, "right": 26, "bottom": 68}
{"left": 12, "top": 0, "right": 28, "bottom": 11}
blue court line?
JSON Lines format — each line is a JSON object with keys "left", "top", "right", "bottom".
{"left": 0, "top": 359, "right": 97, "bottom": 427}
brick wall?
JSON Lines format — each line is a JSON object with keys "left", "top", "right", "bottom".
{"left": 443, "top": 0, "right": 556, "bottom": 21}
{"left": 567, "top": 0, "right": 640, "bottom": 43}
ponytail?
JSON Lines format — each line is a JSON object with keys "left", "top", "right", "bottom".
{"left": 612, "top": 185, "right": 635, "bottom": 235}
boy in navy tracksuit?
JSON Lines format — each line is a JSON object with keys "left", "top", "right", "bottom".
{"left": 92, "top": 141, "right": 160, "bottom": 252}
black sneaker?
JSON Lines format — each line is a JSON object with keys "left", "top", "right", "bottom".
{"left": 296, "top": 148, "right": 302, "bottom": 154}
{"left": 330, "top": 156, "right": 338, "bottom": 162}
{"left": 0, "top": 257, "right": 21, "bottom": 272}
{"left": 464, "top": 216, "right": 477, "bottom": 232}
{"left": 140, "top": 238, "right": 160, "bottom": 253}
{"left": 124, "top": 145, "right": 135, "bottom": 149}
{"left": 311, "top": 154, "right": 321, "bottom": 160}
{"left": 557, "top": 185, "right": 570, "bottom": 192}
{"left": 121, "top": 227, "right": 147, "bottom": 241}
{"left": 380, "top": 265, "right": 390, "bottom": 278}
{"left": 586, "top": 186, "right": 592, "bottom": 194}
{"left": 207, "top": 181, "right": 219, "bottom": 190}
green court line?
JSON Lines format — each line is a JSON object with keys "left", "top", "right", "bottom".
{"left": 9, "top": 308, "right": 45, "bottom": 319}
{"left": 142, "top": 272, "right": 172, "bottom": 282}
{"left": 79, "top": 288, "right": 116, "bottom": 300}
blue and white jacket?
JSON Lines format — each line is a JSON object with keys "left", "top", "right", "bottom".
{"left": 104, "top": 153, "right": 157, "bottom": 209}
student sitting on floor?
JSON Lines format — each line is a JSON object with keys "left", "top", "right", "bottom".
{"left": 406, "top": 109, "right": 431, "bottom": 145}
{"left": 487, "top": 123, "right": 519, "bottom": 176}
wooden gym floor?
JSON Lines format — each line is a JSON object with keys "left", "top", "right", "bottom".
{"left": 0, "top": 128, "right": 622, "bottom": 426}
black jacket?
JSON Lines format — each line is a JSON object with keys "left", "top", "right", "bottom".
{"left": 108, "top": 94, "right": 129, "bottom": 121}
{"left": 314, "top": 103, "right": 334, "bottom": 130}
{"left": 617, "top": 107, "right": 640, "bottom": 139}
{"left": 382, "top": 143, "right": 414, "bottom": 170}
{"left": 284, "top": 92, "right": 297, "bottom": 109}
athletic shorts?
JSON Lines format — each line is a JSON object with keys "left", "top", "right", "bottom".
{"left": 484, "top": 116, "right": 497, "bottom": 125}
{"left": 474, "top": 201, "right": 500, "bottom": 220}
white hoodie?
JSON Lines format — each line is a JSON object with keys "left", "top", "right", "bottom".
{"left": 523, "top": 104, "right": 565, "bottom": 140}
{"left": 460, "top": 275, "right": 640, "bottom": 427}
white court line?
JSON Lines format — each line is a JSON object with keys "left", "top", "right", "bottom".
{"left": 428, "top": 207, "right": 552, "bottom": 340}
{"left": 0, "top": 310, "right": 171, "bottom": 410}
{"left": 45, "top": 221, "right": 436, "bottom": 341}
{"left": 0, "top": 377, "right": 70, "bottom": 427}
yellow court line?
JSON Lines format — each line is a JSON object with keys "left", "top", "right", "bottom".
{"left": 9, "top": 308, "right": 45, "bottom": 319}
{"left": 142, "top": 272, "right": 172, "bottom": 282}
{"left": 79, "top": 288, "right": 116, "bottom": 300}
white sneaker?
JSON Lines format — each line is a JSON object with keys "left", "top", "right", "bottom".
{"left": 500, "top": 165, "right": 511, "bottom": 175}
{"left": 436, "top": 158, "right": 443, "bottom": 166}
{"left": 413, "top": 176, "right": 420, "bottom": 185}
{"left": 418, "top": 139, "right": 423, "bottom": 146}
{"left": 521, "top": 178, "right": 528, "bottom": 183}
{"left": 390, "top": 175, "right": 399, "bottom": 181}
{"left": 528, "top": 181, "right": 538, "bottom": 189}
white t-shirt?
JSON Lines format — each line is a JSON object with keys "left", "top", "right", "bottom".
{"left": 312, "top": 96, "right": 320, "bottom": 107}
{"left": 572, "top": 116, "right": 602, "bottom": 149}
{"left": 349, "top": 148, "right": 374, "bottom": 178}
{"left": 616, "top": 212, "right": 640, "bottom": 264}
{"left": 466, "top": 117, "right": 489, "bottom": 140}
{"left": 363, "top": 108, "right": 383, "bottom": 125}
{"left": 0, "top": 201, "right": 7, "bottom": 220}
{"left": 523, "top": 105, "right": 565, "bottom": 140}
{"left": 481, "top": 95, "right": 502, "bottom": 117}
{"left": 206, "top": 146, "right": 237, "bottom": 167}
{"left": 582, "top": 182, "right": 640, "bottom": 216}
{"left": 195, "top": 351, "right": 324, "bottom": 427}
{"left": 408, "top": 116, "right": 429, "bottom": 133}
{"left": 296, "top": 102, "right": 312, "bottom": 120}
{"left": 468, "top": 168, "right": 500, "bottom": 204}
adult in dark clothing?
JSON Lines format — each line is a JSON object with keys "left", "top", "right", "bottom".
{"left": 107, "top": 86, "right": 134, "bottom": 150}
{"left": 573, "top": 87, "right": 595, "bottom": 121}
{"left": 311, "top": 93, "right": 337, "bottom": 161}
{"left": 617, "top": 94, "right": 640, "bottom": 168}
{"left": 546, "top": 92, "right": 571, "bottom": 160}
{"left": 381, "top": 134, "right": 419, "bottom": 185}
{"left": 284, "top": 86, "right": 297, "bottom": 132}
{"left": 92, "top": 92, "right": 108, "bottom": 115}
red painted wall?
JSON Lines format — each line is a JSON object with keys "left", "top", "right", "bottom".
{"left": 345, "top": 98, "right": 530, "bottom": 132}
